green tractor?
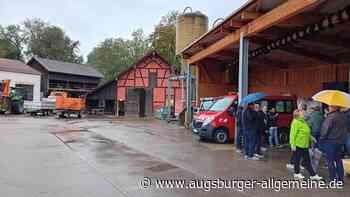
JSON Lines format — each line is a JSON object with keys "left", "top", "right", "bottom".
{"left": 0, "top": 80, "right": 24, "bottom": 114}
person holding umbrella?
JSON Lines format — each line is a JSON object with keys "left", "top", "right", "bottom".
{"left": 242, "top": 103, "right": 259, "bottom": 160}
{"left": 313, "top": 90, "right": 350, "bottom": 183}
{"left": 240, "top": 92, "right": 267, "bottom": 160}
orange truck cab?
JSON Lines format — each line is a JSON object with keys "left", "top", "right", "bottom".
{"left": 195, "top": 93, "right": 297, "bottom": 144}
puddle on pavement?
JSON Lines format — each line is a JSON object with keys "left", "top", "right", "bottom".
{"left": 146, "top": 163, "right": 179, "bottom": 172}
{"left": 52, "top": 127, "right": 182, "bottom": 175}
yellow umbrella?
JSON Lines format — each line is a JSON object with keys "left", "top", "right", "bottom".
{"left": 312, "top": 90, "right": 350, "bottom": 108}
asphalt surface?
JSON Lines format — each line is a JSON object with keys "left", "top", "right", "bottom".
{"left": 0, "top": 115, "right": 349, "bottom": 197}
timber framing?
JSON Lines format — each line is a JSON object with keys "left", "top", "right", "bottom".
{"left": 185, "top": 0, "right": 323, "bottom": 65}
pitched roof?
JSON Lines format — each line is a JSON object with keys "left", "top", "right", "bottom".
{"left": 117, "top": 51, "right": 172, "bottom": 79}
{"left": 0, "top": 58, "right": 40, "bottom": 75}
{"left": 29, "top": 57, "right": 104, "bottom": 78}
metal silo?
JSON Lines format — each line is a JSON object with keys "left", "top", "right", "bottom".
{"left": 176, "top": 7, "right": 209, "bottom": 55}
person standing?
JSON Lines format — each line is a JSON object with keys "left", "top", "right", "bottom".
{"left": 343, "top": 108, "right": 350, "bottom": 158}
{"left": 320, "top": 105, "right": 348, "bottom": 183}
{"left": 242, "top": 103, "right": 259, "bottom": 160}
{"left": 235, "top": 106, "right": 244, "bottom": 153}
{"left": 307, "top": 106, "right": 324, "bottom": 146}
{"left": 290, "top": 109, "right": 322, "bottom": 180}
{"left": 255, "top": 103, "right": 266, "bottom": 158}
{"left": 267, "top": 107, "right": 281, "bottom": 148}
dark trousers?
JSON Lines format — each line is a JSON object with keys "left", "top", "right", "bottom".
{"left": 244, "top": 130, "right": 256, "bottom": 158}
{"left": 235, "top": 127, "right": 243, "bottom": 150}
{"left": 294, "top": 147, "right": 316, "bottom": 176}
{"left": 321, "top": 142, "right": 344, "bottom": 182}
{"left": 255, "top": 130, "right": 262, "bottom": 154}
{"left": 346, "top": 134, "right": 350, "bottom": 157}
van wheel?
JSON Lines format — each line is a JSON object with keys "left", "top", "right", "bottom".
{"left": 214, "top": 128, "right": 228, "bottom": 144}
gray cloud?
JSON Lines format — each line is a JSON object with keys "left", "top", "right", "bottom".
{"left": 0, "top": 0, "right": 246, "bottom": 59}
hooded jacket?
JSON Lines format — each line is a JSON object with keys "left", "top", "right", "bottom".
{"left": 320, "top": 111, "right": 348, "bottom": 144}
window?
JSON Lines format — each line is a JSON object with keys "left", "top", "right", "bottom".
{"left": 15, "top": 84, "right": 34, "bottom": 101}
{"left": 209, "top": 97, "right": 234, "bottom": 112}
{"left": 285, "top": 101, "right": 293, "bottom": 113}
{"left": 275, "top": 101, "right": 285, "bottom": 113}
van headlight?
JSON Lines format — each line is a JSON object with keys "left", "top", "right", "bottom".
{"left": 202, "top": 117, "right": 214, "bottom": 127}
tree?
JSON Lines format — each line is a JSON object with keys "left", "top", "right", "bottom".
{"left": 87, "top": 29, "right": 150, "bottom": 81}
{"left": 149, "top": 11, "right": 181, "bottom": 72}
{"left": 0, "top": 24, "right": 27, "bottom": 60}
{"left": 23, "top": 18, "right": 83, "bottom": 63}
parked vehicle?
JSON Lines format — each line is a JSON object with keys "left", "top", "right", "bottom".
{"left": 50, "top": 91, "right": 85, "bottom": 118}
{"left": 192, "top": 97, "right": 218, "bottom": 134}
{"left": 0, "top": 80, "right": 24, "bottom": 114}
{"left": 24, "top": 96, "right": 56, "bottom": 116}
{"left": 196, "top": 93, "right": 296, "bottom": 144}
{"left": 260, "top": 96, "right": 297, "bottom": 143}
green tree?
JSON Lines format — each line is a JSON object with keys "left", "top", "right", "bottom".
{"left": 23, "top": 18, "right": 83, "bottom": 63}
{"left": 87, "top": 29, "right": 150, "bottom": 81}
{"left": 0, "top": 24, "right": 27, "bottom": 60}
{"left": 150, "top": 11, "right": 181, "bottom": 71}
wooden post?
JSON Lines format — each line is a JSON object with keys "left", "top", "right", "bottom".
{"left": 186, "top": 64, "right": 193, "bottom": 127}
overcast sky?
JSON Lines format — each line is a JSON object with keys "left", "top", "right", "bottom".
{"left": 0, "top": 0, "right": 247, "bottom": 59}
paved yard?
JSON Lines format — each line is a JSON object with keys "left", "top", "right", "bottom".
{"left": 0, "top": 115, "right": 349, "bottom": 196}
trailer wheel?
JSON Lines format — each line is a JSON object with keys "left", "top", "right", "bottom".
{"left": 78, "top": 113, "right": 82, "bottom": 119}
{"left": 214, "top": 128, "right": 228, "bottom": 144}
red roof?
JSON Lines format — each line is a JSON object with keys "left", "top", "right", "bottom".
{"left": 0, "top": 58, "right": 40, "bottom": 75}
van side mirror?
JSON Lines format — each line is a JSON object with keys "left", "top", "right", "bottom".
{"left": 228, "top": 107, "right": 236, "bottom": 116}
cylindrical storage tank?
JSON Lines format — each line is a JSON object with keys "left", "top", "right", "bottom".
{"left": 176, "top": 7, "right": 208, "bottom": 55}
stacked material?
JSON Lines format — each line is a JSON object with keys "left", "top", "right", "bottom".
{"left": 344, "top": 159, "right": 350, "bottom": 175}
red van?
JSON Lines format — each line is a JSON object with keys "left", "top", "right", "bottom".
{"left": 196, "top": 94, "right": 297, "bottom": 144}
{"left": 192, "top": 97, "right": 219, "bottom": 134}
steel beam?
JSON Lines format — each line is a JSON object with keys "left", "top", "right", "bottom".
{"left": 238, "top": 34, "right": 249, "bottom": 101}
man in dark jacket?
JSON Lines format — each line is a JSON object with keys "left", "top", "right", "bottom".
{"left": 267, "top": 107, "right": 280, "bottom": 147}
{"left": 343, "top": 109, "right": 350, "bottom": 158}
{"left": 255, "top": 103, "right": 266, "bottom": 157}
{"left": 235, "top": 106, "right": 244, "bottom": 153}
{"left": 320, "top": 106, "right": 348, "bottom": 183}
{"left": 242, "top": 103, "right": 259, "bottom": 160}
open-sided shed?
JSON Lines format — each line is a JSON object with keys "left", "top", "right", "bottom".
{"left": 116, "top": 51, "right": 182, "bottom": 117}
{"left": 181, "top": 0, "right": 350, "bottom": 103}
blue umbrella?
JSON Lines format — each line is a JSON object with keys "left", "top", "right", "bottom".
{"left": 239, "top": 92, "right": 268, "bottom": 106}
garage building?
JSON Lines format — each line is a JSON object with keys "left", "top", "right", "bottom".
{"left": 180, "top": 0, "right": 350, "bottom": 124}
{"left": 0, "top": 58, "right": 41, "bottom": 103}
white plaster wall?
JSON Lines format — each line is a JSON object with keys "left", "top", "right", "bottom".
{"left": 0, "top": 71, "right": 41, "bottom": 102}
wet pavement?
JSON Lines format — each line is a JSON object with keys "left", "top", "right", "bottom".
{"left": 0, "top": 115, "right": 349, "bottom": 196}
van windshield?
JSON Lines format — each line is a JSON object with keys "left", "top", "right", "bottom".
{"left": 209, "top": 97, "right": 234, "bottom": 112}
{"left": 200, "top": 100, "right": 215, "bottom": 111}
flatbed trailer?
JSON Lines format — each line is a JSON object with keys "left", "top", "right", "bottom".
{"left": 24, "top": 97, "right": 56, "bottom": 116}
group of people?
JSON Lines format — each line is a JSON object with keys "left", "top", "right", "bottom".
{"left": 235, "top": 102, "right": 282, "bottom": 161}
{"left": 235, "top": 101, "right": 350, "bottom": 182}
{"left": 289, "top": 103, "right": 350, "bottom": 182}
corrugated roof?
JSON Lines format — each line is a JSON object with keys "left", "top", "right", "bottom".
{"left": 30, "top": 57, "right": 104, "bottom": 78}
{"left": 0, "top": 58, "right": 41, "bottom": 75}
